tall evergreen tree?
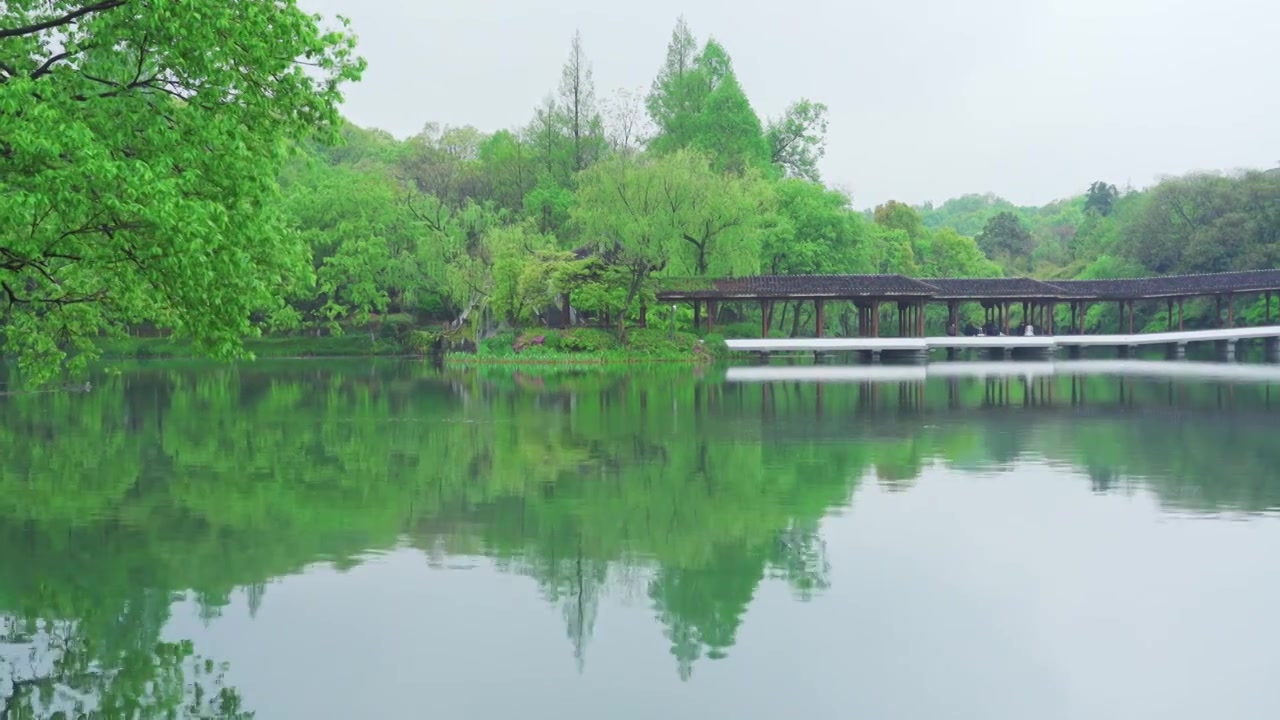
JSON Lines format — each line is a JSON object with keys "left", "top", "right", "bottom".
{"left": 557, "top": 30, "right": 605, "bottom": 173}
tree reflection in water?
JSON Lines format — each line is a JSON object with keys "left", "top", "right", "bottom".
{"left": 0, "top": 360, "right": 1277, "bottom": 689}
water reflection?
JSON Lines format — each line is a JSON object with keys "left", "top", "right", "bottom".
{"left": 0, "top": 608, "right": 248, "bottom": 718}
{"left": 1, "top": 360, "right": 1279, "bottom": 714}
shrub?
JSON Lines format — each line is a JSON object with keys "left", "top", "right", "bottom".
{"left": 405, "top": 330, "right": 440, "bottom": 355}
{"left": 513, "top": 332, "right": 550, "bottom": 353}
{"left": 540, "top": 330, "right": 562, "bottom": 351}
{"left": 701, "top": 333, "right": 730, "bottom": 360}
{"left": 479, "top": 331, "right": 518, "bottom": 356}
{"left": 627, "top": 328, "right": 697, "bottom": 357}
{"left": 558, "top": 328, "right": 619, "bottom": 353}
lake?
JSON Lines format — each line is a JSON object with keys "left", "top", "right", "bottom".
{"left": 2, "top": 359, "right": 1280, "bottom": 719}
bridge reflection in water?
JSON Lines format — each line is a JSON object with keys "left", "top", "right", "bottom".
{"left": 721, "top": 361, "right": 1280, "bottom": 423}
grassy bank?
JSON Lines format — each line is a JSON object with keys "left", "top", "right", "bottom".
{"left": 96, "top": 326, "right": 727, "bottom": 365}
{"left": 446, "top": 328, "right": 726, "bottom": 365}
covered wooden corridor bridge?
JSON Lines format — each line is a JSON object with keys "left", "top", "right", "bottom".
{"left": 654, "top": 269, "right": 1280, "bottom": 338}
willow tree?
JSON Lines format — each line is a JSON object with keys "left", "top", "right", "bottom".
{"left": 663, "top": 150, "right": 769, "bottom": 278}
{"left": 572, "top": 155, "right": 675, "bottom": 333}
{"left": 573, "top": 150, "right": 766, "bottom": 333}
{"left": 0, "top": 1, "right": 364, "bottom": 381}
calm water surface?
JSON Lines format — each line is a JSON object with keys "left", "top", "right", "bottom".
{"left": 3, "top": 360, "right": 1280, "bottom": 719}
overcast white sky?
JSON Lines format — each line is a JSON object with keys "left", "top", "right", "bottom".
{"left": 298, "top": 0, "right": 1278, "bottom": 208}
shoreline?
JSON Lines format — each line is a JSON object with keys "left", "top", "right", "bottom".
{"left": 92, "top": 331, "right": 719, "bottom": 366}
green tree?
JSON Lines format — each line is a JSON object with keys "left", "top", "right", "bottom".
{"left": 915, "top": 228, "right": 1001, "bottom": 278}
{"left": 762, "top": 179, "right": 871, "bottom": 276}
{"left": 646, "top": 26, "right": 769, "bottom": 174}
{"left": 399, "top": 122, "right": 490, "bottom": 208}
{"left": 526, "top": 95, "right": 575, "bottom": 188}
{"left": 915, "top": 193, "right": 1019, "bottom": 237}
{"left": 873, "top": 200, "right": 928, "bottom": 241}
{"left": 645, "top": 16, "right": 701, "bottom": 149}
{"left": 557, "top": 30, "right": 606, "bottom": 173}
{"left": 571, "top": 155, "right": 678, "bottom": 332}
{"left": 282, "top": 160, "right": 428, "bottom": 330}
{"left": 975, "top": 211, "right": 1035, "bottom": 268}
{"left": 0, "top": 0, "right": 363, "bottom": 381}
{"left": 665, "top": 152, "right": 769, "bottom": 277}
{"left": 406, "top": 195, "right": 504, "bottom": 323}
{"left": 766, "top": 99, "right": 829, "bottom": 181}
{"left": 477, "top": 130, "right": 535, "bottom": 214}
{"left": 1084, "top": 181, "right": 1120, "bottom": 216}
{"left": 488, "top": 225, "right": 561, "bottom": 326}
{"left": 1120, "top": 171, "right": 1280, "bottom": 275}
{"left": 693, "top": 58, "right": 770, "bottom": 174}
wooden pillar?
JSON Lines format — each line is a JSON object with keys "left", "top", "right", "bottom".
{"left": 1227, "top": 294, "right": 1235, "bottom": 328}
{"left": 707, "top": 300, "right": 717, "bottom": 332}
{"left": 1070, "top": 302, "right": 1078, "bottom": 333}
{"left": 1047, "top": 302, "right": 1055, "bottom": 334}
{"left": 949, "top": 301, "right": 958, "bottom": 334}
{"left": 1178, "top": 298, "right": 1184, "bottom": 331}
{"left": 1117, "top": 300, "right": 1125, "bottom": 334}
{"left": 1003, "top": 302, "right": 1011, "bottom": 335}
{"left": 761, "top": 300, "right": 770, "bottom": 338}
{"left": 1128, "top": 300, "right": 1135, "bottom": 334}
{"left": 693, "top": 301, "right": 701, "bottom": 331}
{"left": 1166, "top": 299, "right": 1173, "bottom": 331}
{"left": 1268, "top": 292, "right": 1273, "bottom": 324}
{"left": 871, "top": 299, "right": 881, "bottom": 338}
{"left": 1216, "top": 295, "right": 1222, "bottom": 327}
{"left": 918, "top": 299, "right": 926, "bottom": 336}
{"left": 815, "top": 299, "right": 825, "bottom": 338}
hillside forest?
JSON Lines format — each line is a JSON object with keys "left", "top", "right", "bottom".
{"left": 282, "top": 19, "right": 1280, "bottom": 343}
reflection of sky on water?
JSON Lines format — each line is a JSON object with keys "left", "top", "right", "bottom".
{"left": 165, "top": 462, "right": 1280, "bottom": 720}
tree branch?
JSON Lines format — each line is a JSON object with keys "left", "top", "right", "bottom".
{"left": 0, "top": 0, "right": 128, "bottom": 40}
{"left": 31, "top": 50, "right": 78, "bottom": 80}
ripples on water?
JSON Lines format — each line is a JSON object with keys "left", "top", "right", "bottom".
{"left": 2, "top": 359, "right": 1279, "bottom": 718}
